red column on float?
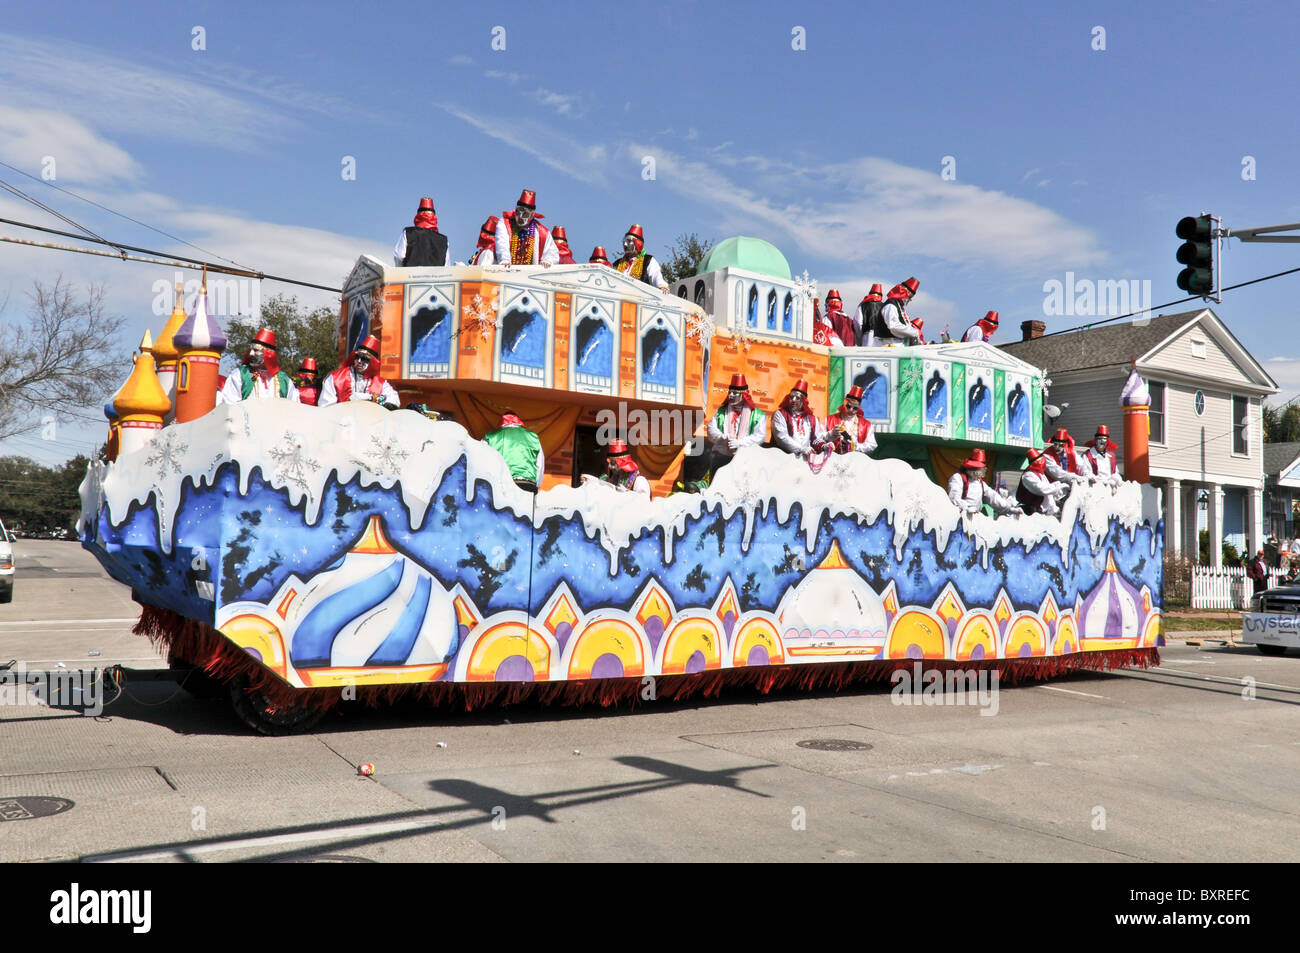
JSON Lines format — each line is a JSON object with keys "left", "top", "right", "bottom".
{"left": 1121, "top": 363, "right": 1150, "bottom": 483}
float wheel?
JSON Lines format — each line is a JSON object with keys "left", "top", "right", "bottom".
{"left": 167, "top": 651, "right": 225, "bottom": 699}
{"left": 228, "top": 678, "right": 326, "bottom": 735}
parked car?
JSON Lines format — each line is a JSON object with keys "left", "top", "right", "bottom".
{"left": 1241, "top": 584, "right": 1300, "bottom": 656}
{"left": 0, "top": 519, "right": 13, "bottom": 603}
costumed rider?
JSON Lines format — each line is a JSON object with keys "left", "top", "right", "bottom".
{"left": 552, "top": 226, "right": 576, "bottom": 264}
{"left": 614, "top": 224, "right": 669, "bottom": 291}
{"left": 1082, "top": 424, "right": 1122, "bottom": 488}
{"left": 589, "top": 246, "right": 611, "bottom": 266}
{"left": 771, "top": 379, "right": 827, "bottom": 458}
{"left": 585, "top": 439, "right": 650, "bottom": 496}
{"left": 825, "top": 385, "right": 877, "bottom": 455}
{"left": 496, "top": 189, "right": 560, "bottom": 266}
{"left": 864, "top": 277, "right": 923, "bottom": 346}
{"left": 962, "top": 310, "right": 999, "bottom": 343}
{"left": 812, "top": 297, "right": 844, "bottom": 346}
{"left": 948, "top": 448, "right": 1021, "bottom": 516}
{"left": 218, "top": 328, "right": 299, "bottom": 404}
{"left": 470, "top": 216, "right": 500, "bottom": 265}
{"left": 485, "top": 413, "right": 545, "bottom": 493}
{"left": 318, "top": 335, "right": 399, "bottom": 409}
{"left": 706, "top": 374, "right": 768, "bottom": 473}
{"left": 394, "top": 197, "right": 448, "bottom": 266}
{"left": 1015, "top": 447, "right": 1068, "bottom": 517}
{"left": 824, "top": 290, "right": 859, "bottom": 348}
{"left": 856, "top": 284, "right": 884, "bottom": 347}
{"left": 294, "top": 357, "right": 320, "bottom": 407}
{"left": 1047, "top": 427, "right": 1094, "bottom": 483}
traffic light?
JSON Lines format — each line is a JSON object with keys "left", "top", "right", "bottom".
{"left": 1176, "top": 215, "right": 1215, "bottom": 295}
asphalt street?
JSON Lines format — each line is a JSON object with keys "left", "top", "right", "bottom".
{"left": 2, "top": 540, "right": 1297, "bottom": 863}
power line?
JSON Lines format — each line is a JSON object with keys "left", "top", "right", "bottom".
{"left": 0, "top": 174, "right": 125, "bottom": 256}
{"left": 1039, "top": 264, "right": 1300, "bottom": 339}
{"left": 0, "top": 215, "right": 344, "bottom": 294}
{"left": 0, "top": 159, "right": 252, "bottom": 270}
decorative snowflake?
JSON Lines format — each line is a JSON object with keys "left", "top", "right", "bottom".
{"left": 461, "top": 291, "right": 501, "bottom": 338}
{"left": 793, "top": 269, "right": 818, "bottom": 304}
{"left": 685, "top": 310, "right": 716, "bottom": 347}
{"left": 895, "top": 483, "right": 932, "bottom": 531}
{"left": 356, "top": 433, "right": 409, "bottom": 479}
{"left": 827, "top": 456, "right": 858, "bottom": 501}
{"left": 268, "top": 431, "right": 321, "bottom": 491}
{"left": 144, "top": 429, "right": 188, "bottom": 477}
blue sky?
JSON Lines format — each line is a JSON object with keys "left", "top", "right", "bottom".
{"left": 1, "top": 0, "right": 1298, "bottom": 464}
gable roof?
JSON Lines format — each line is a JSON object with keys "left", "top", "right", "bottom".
{"left": 1002, "top": 310, "right": 1202, "bottom": 375}
{"left": 1002, "top": 308, "right": 1277, "bottom": 392}
{"left": 1265, "top": 441, "right": 1300, "bottom": 479}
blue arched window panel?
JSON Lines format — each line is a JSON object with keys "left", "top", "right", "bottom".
{"left": 766, "top": 289, "right": 777, "bottom": 330}
{"left": 747, "top": 285, "right": 758, "bottom": 327}
{"left": 782, "top": 293, "right": 793, "bottom": 333}
{"left": 694, "top": 280, "right": 706, "bottom": 307}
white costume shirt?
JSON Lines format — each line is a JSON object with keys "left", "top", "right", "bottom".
{"left": 317, "top": 371, "right": 400, "bottom": 409}
{"left": 962, "top": 324, "right": 989, "bottom": 343}
{"left": 394, "top": 231, "right": 449, "bottom": 267}
{"left": 495, "top": 219, "right": 560, "bottom": 266}
{"left": 470, "top": 246, "right": 496, "bottom": 266}
{"left": 948, "top": 472, "right": 1019, "bottom": 515}
{"left": 1083, "top": 445, "right": 1122, "bottom": 486}
{"left": 865, "top": 301, "right": 922, "bottom": 346}
{"left": 771, "top": 409, "right": 825, "bottom": 456}
{"left": 707, "top": 404, "right": 766, "bottom": 456}
{"left": 217, "top": 368, "right": 300, "bottom": 405}
{"left": 1020, "top": 469, "right": 1068, "bottom": 517}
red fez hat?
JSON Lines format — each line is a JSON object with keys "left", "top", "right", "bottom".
{"left": 589, "top": 246, "right": 610, "bottom": 265}
{"left": 1026, "top": 447, "right": 1048, "bottom": 472}
{"left": 1051, "top": 427, "right": 1070, "bottom": 442}
{"left": 728, "top": 374, "right": 749, "bottom": 390}
{"left": 790, "top": 379, "right": 809, "bottom": 395}
{"left": 357, "top": 334, "right": 381, "bottom": 356}
{"left": 625, "top": 224, "right": 645, "bottom": 242}
{"left": 417, "top": 196, "right": 435, "bottom": 212}
{"left": 253, "top": 328, "right": 277, "bottom": 349}
{"left": 298, "top": 357, "right": 318, "bottom": 373}
{"left": 500, "top": 413, "right": 524, "bottom": 428}
{"left": 1095, "top": 424, "right": 1109, "bottom": 437}
{"left": 480, "top": 215, "right": 499, "bottom": 235}
{"left": 607, "top": 439, "right": 638, "bottom": 473}
{"left": 517, "top": 189, "right": 536, "bottom": 208}
{"left": 826, "top": 289, "right": 842, "bottom": 304}
{"left": 846, "top": 385, "right": 864, "bottom": 400}
{"left": 867, "top": 283, "right": 883, "bottom": 300}
{"left": 983, "top": 310, "right": 999, "bottom": 326}
{"left": 901, "top": 277, "right": 920, "bottom": 296}
{"left": 962, "top": 448, "right": 987, "bottom": 469}
{"left": 552, "top": 226, "right": 568, "bottom": 242}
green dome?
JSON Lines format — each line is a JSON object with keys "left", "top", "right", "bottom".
{"left": 698, "top": 236, "right": 791, "bottom": 281}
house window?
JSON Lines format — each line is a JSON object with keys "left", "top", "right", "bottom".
{"left": 1149, "top": 381, "right": 1165, "bottom": 443}
{"left": 1233, "top": 395, "right": 1248, "bottom": 455}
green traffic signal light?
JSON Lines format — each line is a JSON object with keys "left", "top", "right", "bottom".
{"left": 1176, "top": 214, "right": 1214, "bottom": 295}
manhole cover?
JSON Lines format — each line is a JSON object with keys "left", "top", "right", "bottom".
{"left": 0, "top": 797, "right": 74, "bottom": 821}
{"left": 796, "top": 739, "right": 872, "bottom": 752}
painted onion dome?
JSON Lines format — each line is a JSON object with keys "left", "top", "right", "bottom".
{"left": 152, "top": 280, "right": 188, "bottom": 363}
{"left": 173, "top": 279, "right": 227, "bottom": 353}
{"left": 698, "top": 236, "right": 792, "bottom": 281}
{"left": 113, "top": 330, "right": 171, "bottom": 419}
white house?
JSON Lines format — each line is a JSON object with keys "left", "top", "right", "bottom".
{"left": 1003, "top": 309, "right": 1277, "bottom": 565}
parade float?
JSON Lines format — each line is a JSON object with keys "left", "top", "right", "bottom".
{"left": 80, "top": 237, "right": 1164, "bottom": 733}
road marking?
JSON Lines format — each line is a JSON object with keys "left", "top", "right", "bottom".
{"left": 1037, "top": 685, "right": 1108, "bottom": 699}
{"left": 0, "top": 618, "right": 139, "bottom": 626}
{"left": 85, "top": 815, "right": 448, "bottom": 863}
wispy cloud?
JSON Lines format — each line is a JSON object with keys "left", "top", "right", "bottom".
{"left": 0, "top": 106, "right": 142, "bottom": 184}
{"left": 439, "top": 104, "right": 609, "bottom": 185}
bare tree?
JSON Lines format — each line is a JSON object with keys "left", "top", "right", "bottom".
{"left": 0, "top": 276, "right": 127, "bottom": 441}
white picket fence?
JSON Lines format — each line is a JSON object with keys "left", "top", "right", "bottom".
{"left": 1190, "top": 566, "right": 1282, "bottom": 609}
